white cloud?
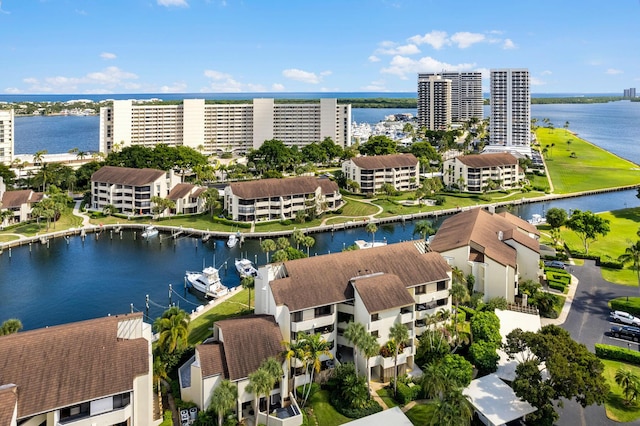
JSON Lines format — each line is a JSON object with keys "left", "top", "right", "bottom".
{"left": 282, "top": 68, "right": 322, "bottom": 84}
{"left": 4, "top": 87, "right": 22, "bottom": 94}
{"left": 159, "top": 82, "right": 188, "bottom": 93}
{"left": 606, "top": 68, "right": 623, "bottom": 75}
{"left": 0, "top": 1, "right": 10, "bottom": 14}
{"left": 271, "top": 83, "right": 285, "bottom": 91}
{"left": 408, "top": 31, "right": 449, "bottom": 50}
{"left": 450, "top": 32, "right": 485, "bottom": 48}
{"left": 85, "top": 66, "right": 138, "bottom": 85}
{"left": 369, "top": 55, "right": 381, "bottom": 63}
{"left": 502, "top": 38, "right": 516, "bottom": 49}
{"left": 362, "top": 80, "right": 388, "bottom": 91}
{"left": 530, "top": 77, "right": 546, "bottom": 86}
{"left": 320, "top": 70, "right": 332, "bottom": 77}
{"left": 19, "top": 66, "right": 139, "bottom": 93}
{"left": 376, "top": 43, "right": 420, "bottom": 55}
{"left": 202, "top": 69, "right": 267, "bottom": 92}
{"left": 157, "top": 0, "right": 188, "bottom": 6}
{"left": 381, "top": 55, "right": 476, "bottom": 79}
{"left": 101, "top": 52, "right": 117, "bottom": 60}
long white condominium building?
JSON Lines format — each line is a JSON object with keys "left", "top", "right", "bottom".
{"left": 418, "top": 72, "right": 483, "bottom": 122}
{"left": 417, "top": 75, "right": 451, "bottom": 130}
{"left": 489, "top": 69, "right": 531, "bottom": 150}
{"left": 100, "top": 98, "right": 351, "bottom": 155}
{"left": 0, "top": 109, "right": 14, "bottom": 165}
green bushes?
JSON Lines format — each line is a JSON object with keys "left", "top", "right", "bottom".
{"left": 609, "top": 298, "right": 640, "bottom": 317}
{"left": 393, "top": 381, "right": 421, "bottom": 404}
{"left": 548, "top": 281, "right": 567, "bottom": 292}
{"left": 595, "top": 343, "right": 640, "bottom": 365}
{"left": 469, "top": 341, "right": 500, "bottom": 375}
{"left": 211, "top": 216, "right": 252, "bottom": 229}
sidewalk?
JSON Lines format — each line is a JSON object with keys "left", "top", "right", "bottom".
{"left": 540, "top": 261, "right": 578, "bottom": 326}
{"left": 72, "top": 200, "right": 95, "bottom": 228}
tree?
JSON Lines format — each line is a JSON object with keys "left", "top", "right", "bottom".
{"left": 276, "top": 236, "right": 290, "bottom": 250}
{"left": 241, "top": 275, "right": 254, "bottom": 309}
{"left": 565, "top": 209, "right": 610, "bottom": 254}
{"left": 271, "top": 249, "right": 288, "bottom": 263}
{"left": 281, "top": 340, "right": 304, "bottom": 399}
{"left": 365, "top": 222, "right": 378, "bottom": 245}
{"left": 615, "top": 368, "right": 640, "bottom": 405}
{"left": 209, "top": 380, "right": 237, "bottom": 426}
{"left": 298, "top": 332, "right": 332, "bottom": 406}
{"left": 619, "top": 240, "right": 640, "bottom": 292}
{"left": 358, "top": 135, "right": 397, "bottom": 156}
{"left": 301, "top": 235, "right": 315, "bottom": 256}
{"left": 468, "top": 340, "right": 499, "bottom": 375}
{"left": 449, "top": 283, "right": 469, "bottom": 338}
{"left": 292, "top": 229, "right": 305, "bottom": 250}
{"left": 389, "top": 322, "right": 409, "bottom": 396}
{"left": 361, "top": 333, "right": 380, "bottom": 388}
{"left": 0, "top": 318, "right": 23, "bottom": 335}
{"left": 412, "top": 220, "right": 434, "bottom": 240}
{"left": 150, "top": 196, "right": 175, "bottom": 218}
{"left": 261, "top": 239, "right": 276, "bottom": 263}
{"left": 470, "top": 311, "right": 501, "bottom": 344}
{"left": 153, "top": 306, "right": 190, "bottom": 354}
{"left": 429, "top": 387, "right": 474, "bottom": 426}
{"left": 247, "top": 367, "right": 275, "bottom": 424}
{"left": 103, "top": 204, "right": 117, "bottom": 216}
{"left": 343, "top": 321, "right": 367, "bottom": 376}
{"left": 202, "top": 188, "right": 220, "bottom": 217}
{"left": 33, "top": 149, "right": 47, "bottom": 166}
{"left": 545, "top": 207, "right": 567, "bottom": 229}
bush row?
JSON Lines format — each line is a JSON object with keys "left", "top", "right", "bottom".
{"left": 548, "top": 281, "right": 567, "bottom": 292}
{"left": 546, "top": 271, "right": 571, "bottom": 284}
{"left": 596, "top": 343, "right": 640, "bottom": 365}
{"left": 330, "top": 392, "right": 382, "bottom": 419}
{"left": 211, "top": 216, "right": 252, "bottom": 229}
{"left": 393, "top": 381, "right": 421, "bottom": 404}
{"left": 609, "top": 299, "right": 640, "bottom": 317}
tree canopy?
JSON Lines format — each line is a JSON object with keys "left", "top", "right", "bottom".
{"left": 105, "top": 144, "right": 208, "bottom": 172}
{"left": 358, "top": 135, "right": 397, "bottom": 156}
{"left": 544, "top": 207, "right": 567, "bottom": 229}
{"left": 565, "top": 209, "right": 610, "bottom": 254}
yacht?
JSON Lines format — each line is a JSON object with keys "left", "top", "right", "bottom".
{"left": 235, "top": 258, "right": 258, "bottom": 278}
{"left": 141, "top": 225, "right": 159, "bottom": 238}
{"left": 185, "top": 266, "right": 229, "bottom": 299}
{"left": 227, "top": 231, "right": 240, "bottom": 248}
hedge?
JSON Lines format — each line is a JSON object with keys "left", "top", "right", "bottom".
{"left": 609, "top": 298, "right": 640, "bottom": 317}
{"left": 548, "top": 281, "right": 567, "bottom": 292}
{"left": 546, "top": 272, "right": 571, "bottom": 284}
{"left": 600, "top": 260, "right": 624, "bottom": 269}
{"left": 458, "top": 306, "right": 476, "bottom": 321}
{"left": 212, "top": 216, "right": 252, "bottom": 228}
{"left": 595, "top": 343, "right": 640, "bottom": 365}
{"left": 330, "top": 392, "right": 382, "bottom": 419}
{"left": 393, "top": 381, "right": 421, "bottom": 404}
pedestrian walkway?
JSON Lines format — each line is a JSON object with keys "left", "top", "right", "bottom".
{"left": 72, "top": 200, "right": 95, "bottom": 228}
{"left": 368, "top": 380, "right": 390, "bottom": 410}
{"left": 541, "top": 260, "right": 578, "bottom": 326}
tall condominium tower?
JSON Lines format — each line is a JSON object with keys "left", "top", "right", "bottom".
{"left": 419, "top": 72, "right": 483, "bottom": 123}
{"left": 489, "top": 69, "right": 530, "bottom": 153}
{"left": 416, "top": 75, "right": 452, "bottom": 130}
{"left": 100, "top": 98, "right": 351, "bottom": 155}
{"left": 0, "top": 109, "right": 14, "bottom": 165}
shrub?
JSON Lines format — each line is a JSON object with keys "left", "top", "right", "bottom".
{"left": 469, "top": 341, "right": 499, "bottom": 375}
{"left": 393, "top": 381, "right": 420, "bottom": 404}
{"left": 600, "top": 260, "right": 623, "bottom": 269}
{"left": 280, "top": 219, "right": 292, "bottom": 226}
{"left": 548, "top": 281, "right": 567, "bottom": 292}
{"left": 609, "top": 298, "right": 640, "bottom": 317}
{"left": 470, "top": 311, "right": 501, "bottom": 344}
{"left": 595, "top": 344, "right": 640, "bottom": 365}
{"left": 296, "top": 382, "right": 320, "bottom": 400}
{"left": 434, "top": 195, "right": 445, "bottom": 205}
{"left": 458, "top": 306, "right": 476, "bottom": 321}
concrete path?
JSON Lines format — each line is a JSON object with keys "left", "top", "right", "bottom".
{"left": 540, "top": 260, "right": 579, "bottom": 327}
{"left": 71, "top": 200, "right": 94, "bottom": 228}
{"left": 368, "top": 380, "right": 390, "bottom": 410}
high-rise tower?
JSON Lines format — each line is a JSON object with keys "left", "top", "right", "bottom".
{"left": 488, "top": 69, "right": 530, "bottom": 154}
{"left": 417, "top": 75, "right": 452, "bottom": 130}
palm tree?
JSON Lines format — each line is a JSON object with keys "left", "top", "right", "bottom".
{"left": 449, "top": 283, "right": 469, "bottom": 339}
{"left": 153, "top": 306, "right": 190, "bottom": 354}
{"left": 281, "top": 340, "right": 304, "bottom": 398}
{"left": 152, "top": 356, "right": 168, "bottom": 414}
{"left": 301, "top": 235, "right": 315, "bottom": 256}
{"left": 365, "top": 222, "right": 378, "bottom": 245}
{"left": 103, "top": 204, "right": 117, "bottom": 216}
{"left": 429, "top": 388, "right": 474, "bottom": 426}
{"left": 33, "top": 149, "right": 47, "bottom": 166}
{"left": 344, "top": 321, "right": 367, "bottom": 376}
{"left": 361, "top": 333, "right": 380, "bottom": 391}
{"left": 247, "top": 368, "right": 274, "bottom": 424}
{"left": 615, "top": 368, "right": 640, "bottom": 405}
{"left": 261, "top": 238, "right": 276, "bottom": 263}
{"left": 0, "top": 209, "right": 13, "bottom": 227}
{"left": 0, "top": 318, "right": 23, "bottom": 335}
{"left": 209, "top": 379, "right": 237, "bottom": 426}
{"left": 413, "top": 220, "right": 435, "bottom": 240}
{"left": 292, "top": 229, "right": 305, "bottom": 250}
{"left": 619, "top": 241, "right": 640, "bottom": 293}
{"left": 241, "top": 275, "right": 255, "bottom": 310}
{"left": 389, "top": 322, "right": 409, "bottom": 395}
{"left": 298, "top": 332, "right": 333, "bottom": 406}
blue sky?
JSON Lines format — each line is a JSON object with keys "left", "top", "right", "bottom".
{"left": 0, "top": 0, "right": 638, "bottom": 95}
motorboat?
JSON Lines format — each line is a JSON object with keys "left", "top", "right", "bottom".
{"left": 528, "top": 214, "right": 547, "bottom": 225}
{"left": 235, "top": 258, "right": 258, "bottom": 277}
{"left": 185, "top": 266, "right": 229, "bottom": 299}
{"left": 227, "top": 231, "right": 239, "bottom": 248}
{"left": 141, "top": 225, "right": 159, "bottom": 238}
{"left": 354, "top": 239, "right": 388, "bottom": 250}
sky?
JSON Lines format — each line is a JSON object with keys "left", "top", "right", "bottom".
{"left": 0, "top": 0, "right": 638, "bottom": 95}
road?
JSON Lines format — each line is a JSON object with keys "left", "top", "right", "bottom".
{"left": 556, "top": 260, "right": 640, "bottom": 426}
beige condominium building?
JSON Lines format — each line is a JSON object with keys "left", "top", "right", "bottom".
{"left": 99, "top": 98, "right": 351, "bottom": 155}
{"left": 0, "top": 108, "right": 14, "bottom": 165}
{"left": 442, "top": 152, "right": 522, "bottom": 193}
{"left": 342, "top": 153, "right": 420, "bottom": 194}
{"left": 418, "top": 72, "right": 483, "bottom": 124}
{"left": 488, "top": 69, "right": 531, "bottom": 156}
{"left": 416, "top": 74, "right": 452, "bottom": 130}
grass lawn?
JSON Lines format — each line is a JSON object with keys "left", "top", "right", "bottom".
{"left": 187, "top": 289, "right": 253, "bottom": 345}
{"left": 304, "top": 390, "right": 353, "bottom": 426}
{"left": 0, "top": 234, "right": 20, "bottom": 243}
{"left": 536, "top": 128, "right": 640, "bottom": 194}
{"left": 602, "top": 359, "right": 640, "bottom": 422}
{"left": 376, "top": 387, "right": 399, "bottom": 408}
{"left": 404, "top": 402, "right": 436, "bottom": 425}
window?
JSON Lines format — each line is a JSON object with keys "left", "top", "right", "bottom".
{"left": 292, "top": 311, "right": 303, "bottom": 322}
{"left": 113, "top": 392, "right": 130, "bottom": 409}
{"left": 371, "top": 313, "right": 379, "bottom": 322}
{"left": 371, "top": 330, "right": 379, "bottom": 338}
{"left": 59, "top": 402, "right": 90, "bottom": 421}
{"left": 437, "top": 281, "right": 447, "bottom": 291}
{"left": 314, "top": 305, "right": 331, "bottom": 317}
{"left": 415, "top": 285, "right": 426, "bottom": 295}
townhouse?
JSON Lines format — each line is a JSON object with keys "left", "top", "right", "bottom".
{"left": 442, "top": 152, "right": 522, "bottom": 193}
{"left": 0, "top": 188, "right": 44, "bottom": 226}
{"left": 429, "top": 208, "right": 540, "bottom": 303}
{"left": 167, "top": 183, "right": 207, "bottom": 215}
{"left": 224, "top": 176, "right": 342, "bottom": 222}
{"left": 341, "top": 154, "right": 420, "bottom": 194}
{"left": 254, "top": 241, "right": 452, "bottom": 383}
{"left": 0, "top": 313, "right": 158, "bottom": 426}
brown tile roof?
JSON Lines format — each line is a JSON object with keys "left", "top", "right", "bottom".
{"left": 193, "top": 187, "right": 207, "bottom": 197}
{"left": 317, "top": 178, "right": 339, "bottom": 195}
{"left": 457, "top": 153, "right": 518, "bottom": 168}
{"left": 167, "top": 183, "right": 196, "bottom": 200}
{"left": 0, "top": 313, "right": 149, "bottom": 419}
{"left": 216, "top": 315, "right": 283, "bottom": 381}
{"left": 229, "top": 177, "right": 322, "bottom": 199}
{"left": 351, "top": 154, "right": 419, "bottom": 170}
{"left": 0, "top": 385, "right": 17, "bottom": 426}
{"left": 502, "top": 228, "right": 540, "bottom": 254}
{"left": 497, "top": 211, "right": 540, "bottom": 236}
{"left": 91, "top": 165, "right": 166, "bottom": 186}
{"left": 430, "top": 208, "right": 539, "bottom": 268}
{"left": 1, "top": 190, "right": 42, "bottom": 208}
{"left": 353, "top": 273, "right": 416, "bottom": 313}
{"left": 198, "top": 342, "right": 227, "bottom": 379}
{"left": 271, "top": 241, "right": 451, "bottom": 312}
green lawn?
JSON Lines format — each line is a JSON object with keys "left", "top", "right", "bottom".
{"left": 602, "top": 359, "right": 640, "bottom": 422}
{"left": 304, "top": 390, "right": 353, "bottom": 426}
{"left": 536, "top": 128, "right": 640, "bottom": 194}
{"left": 376, "top": 387, "right": 399, "bottom": 408}
{"left": 404, "top": 402, "right": 436, "bottom": 425}
{"left": 187, "top": 289, "right": 253, "bottom": 345}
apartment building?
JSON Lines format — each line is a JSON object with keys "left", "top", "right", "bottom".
{"left": 90, "top": 166, "right": 180, "bottom": 216}
{"left": 442, "top": 152, "right": 522, "bottom": 192}
{"left": 488, "top": 69, "right": 531, "bottom": 156}
{"left": 0, "top": 313, "right": 158, "bottom": 426}
{"left": 430, "top": 208, "right": 540, "bottom": 303}
{"left": 416, "top": 75, "right": 452, "bottom": 130}
{"left": 99, "top": 98, "right": 351, "bottom": 155}
{"left": 224, "top": 176, "right": 342, "bottom": 222}
{"left": 342, "top": 154, "right": 420, "bottom": 194}
{"left": 254, "top": 241, "right": 452, "bottom": 383}
{"left": 0, "top": 108, "right": 14, "bottom": 165}
{"left": 167, "top": 183, "right": 207, "bottom": 215}
{"left": 0, "top": 188, "right": 44, "bottom": 226}
{"left": 418, "top": 72, "right": 483, "bottom": 123}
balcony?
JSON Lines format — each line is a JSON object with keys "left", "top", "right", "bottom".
{"left": 291, "top": 313, "right": 335, "bottom": 333}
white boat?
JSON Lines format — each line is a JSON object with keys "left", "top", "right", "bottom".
{"left": 528, "top": 214, "right": 547, "bottom": 225}
{"left": 235, "top": 258, "right": 258, "bottom": 277}
{"left": 227, "top": 232, "right": 239, "bottom": 248}
{"left": 185, "top": 266, "right": 229, "bottom": 299}
{"left": 141, "top": 225, "right": 159, "bottom": 238}
{"left": 354, "top": 239, "right": 388, "bottom": 250}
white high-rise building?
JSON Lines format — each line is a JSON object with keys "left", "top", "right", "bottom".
{"left": 417, "top": 75, "right": 452, "bottom": 130}
{"left": 0, "top": 109, "right": 14, "bottom": 165}
{"left": 100, "top": 98, "right": 351, "bottom": 155}
{"left": 488, "top": 69, "right": 531, "bottom": 155}
{"left": 418, "top": 72, "right": 483, "bottom": 123}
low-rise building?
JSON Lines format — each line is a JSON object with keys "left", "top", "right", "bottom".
{"left": 254, "top": 241, "right": 452, "bottom": 383}
{"left": 224, "top": 176, "right": 342, "bottom": 222}
{"left": 342, "top": 154, "right": 420, "bottom": 194}
{"left": 0, "top": 188, "right": 44, "bottom": 226}
{"left": 167, "top": 183, "right": 207, "bottom": 215}
{"left": 90, "top": 166, "right": 180, "bottom": 216}
{"left": 443, "top": 152, "right": 522, "bottom": 193}
{"left": 0, "top": 313, "right": 158, "bottom": 426}
{"left": 429, "top": 208, "right": 540, "bottom": 303}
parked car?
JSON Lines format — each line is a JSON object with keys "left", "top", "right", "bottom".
{"left": 610, "top": 325, "right": 640, "bottom": 342}
{"left": 610, "top": 310, "right": 640, "bottom": 326}
{"left": 544, "top": 260, "right": 566, "bottom": 269}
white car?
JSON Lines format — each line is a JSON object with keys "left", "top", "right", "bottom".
{"left": 610, "top": 310, "right": 640, "bottom": 326}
